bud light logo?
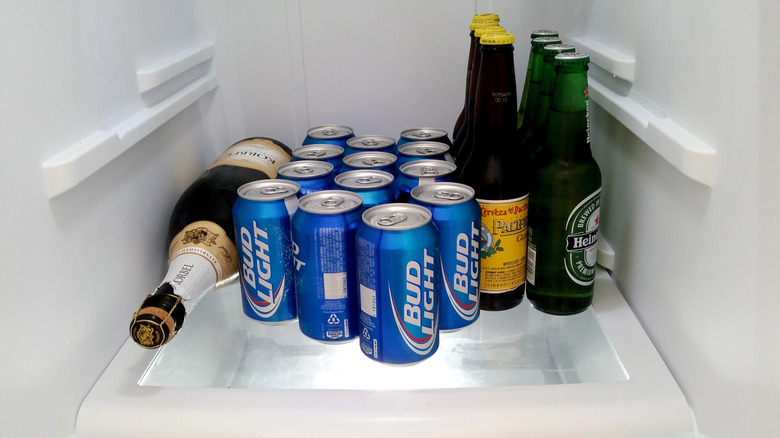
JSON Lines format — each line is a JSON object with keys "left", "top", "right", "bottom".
{"left": 389, "top": 249, "right": 438, "bottom": 356}
{"left": 239, "top": 221, "right": 284, "bottom": 318}
{"left": 442, "top": 222, "right": 480, "bottom": 320}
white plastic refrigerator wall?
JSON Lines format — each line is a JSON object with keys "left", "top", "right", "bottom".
{"left": 1, "top": 1, "right": 778, "bottom": 437}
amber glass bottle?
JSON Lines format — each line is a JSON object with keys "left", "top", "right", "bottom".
{"left": 458, "top": 32, "right": 527, "bottom": 311}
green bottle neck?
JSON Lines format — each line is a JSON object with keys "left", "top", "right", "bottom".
{"left": 544, "top": 64, "right": 592, "bottom": 163}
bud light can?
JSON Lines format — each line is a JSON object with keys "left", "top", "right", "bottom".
{"left": 396, "top": 127, "right": 453, "bottom": 154}
{"left": 344, "top": 135, "right": 397, "bottom": 156}
{"left": 395, "top": 159, "right": 457, "bottom": 202}
{"left": 342, "top": 151, "right": 398, "bottom": 176}
{"left": 396, "top": 141, "right": 454, "bottom": 170}
{"left": 356, "top": 203, "right": 440, "bottom": 365}
{"left": 292, "top": 144, "right": 345, "bottom": 175}
{"left": 233, "top": 179, "right": 301, "bottom": 324}
{"left": 334, "top": 170, "right": 395, "bottom": 210}
{"left": 411, "top": 183, "right": 481, "bottom": 331}
{"left": 291, "top": 190, "right": 363, "bottom": 343}
{"left": 302, "top": 124, "right": 355, "bottom": 147}
{"left": 277, "top": 160, "right": 334, "bottom": 197}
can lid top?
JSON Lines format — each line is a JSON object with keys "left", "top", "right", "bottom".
{"left": 346, "top": 135, "right": 396, "bottom": 150}
{"left": 277, "top": 160, "right": 334, "bottom": 179}
{"left": 298, "top": 190, "right": 363, "bottom": 214}
{"left": 306, "top": 124, "right": 354, "bottom": 139}
{"left": 343, "top": 151, "right": 397, "bottom": 167}
{"left": 238, "top": 179, "right": 301, "bottom": 201}
{"left": 554, "top": 52, "right": 591, "bottom": 66}
{"left": 400, "top": 127, "right": 449, "bottom": 141}
{"left": 292, "top": 144, "right": 344, "bottom": 160}
{"left": 397, "top": 141, "right": 450, "bottom": 157}
{"left": 335, "top": 170, "right": 394, "bottom": 190}
{"left": 399, "top": 159, "right": 457, "bottom": 177}
{"left": 362, "top": 203, "right": 432, "bottom": 230}
{"left": 411, "top": 182, "right": 475, "bottom": 205}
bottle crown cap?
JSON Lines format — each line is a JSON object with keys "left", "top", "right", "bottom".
{"left": 480, "top": 32, "right": 515, "bottom": 45}
{"left": 554, "top": 52, "right": 591, "bottom": 66}
{"left": 530, "top": 29, "right": 559, "bottom": 38}
{"left": 472, "top": 13, "right": 500, "bottom": 23}
{"left": 531, "top": 36, "right": 563, "bottom": 47}
{"left": 473, "top": 26, "right": 505, "bottom": 37}
{"left": 543, "top": 43, "right": 576, "bottom": 57}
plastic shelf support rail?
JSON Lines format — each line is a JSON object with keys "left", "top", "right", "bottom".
{"left": 41, "top": 43, "right": 217, "bottom": 199}
{"left": 568, "top": 35, "right": 718, "bottom": 187}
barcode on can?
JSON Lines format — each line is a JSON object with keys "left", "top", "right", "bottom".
{"left": 323, "top": 272, "right": 347, "bottom": 299}
{"left": 360, "top": 284, "right": 377, "bottom": 317}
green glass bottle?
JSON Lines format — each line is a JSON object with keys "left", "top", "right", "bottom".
{"left": 516, "top": 31, "right": 559, "bottom": 129}
{"left": 522, "top": 43, "right": 576, "bottom": 165}
{"left": 526, "top": 53, "right": 602, "bottom": 315}
{"left": 452, "top": 14, "right": 500, "bottom": 157}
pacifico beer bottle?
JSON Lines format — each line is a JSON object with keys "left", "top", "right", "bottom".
{"left": 526, "top": 53, "right": 602, "bottom": 315}
{"left": 458, "top": 32, "right": 528, "bottom": 311}
{"left": 451, "top": 14, "right": 500, "bottom": 157}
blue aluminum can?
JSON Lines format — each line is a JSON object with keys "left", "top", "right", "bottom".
{"left": 292, "top": 144, "right": 345, "bottom": 175}
{"left": 395, "top": 159, "right": 457, "bottom": 203}
{"left": 276, "top": 160, "right": 334, "bottom": 197}
{"left": 334, "top": 170, "right": 395, "bottom": 210}
{"left": 395, "top": 127, "right": 453, "bottom": 154}
{"left": 302, "top": 125, "right": 355, "bottom": 147}
{"left": 233, "top": 179, "right": 301, "bottom": 324}
{"left": 356, "top": 203, "right": 440, "bottom": 365}
{"left": 344, "top": 135, "right": 397, "bottom": 156}
{"left": 411, "top": 183, "right": 481, "bottom": 331}
{"left": 396, "top": 141, "right": 454, "bottom": 170}
{"left": 342, "top": 151, "right": 398, "bottom": 176}
{"left": 291, "top": 190, "right": 363, "bottom": 343}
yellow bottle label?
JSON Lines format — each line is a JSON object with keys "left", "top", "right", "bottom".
{"left": 476, "top": 195, "right": 529, "bottom": 293}
{"left": 168, "top": 220, "right": 238, "bottom": 285}
{"left": 207, "top": 137, "right": 291, "bottom": 177}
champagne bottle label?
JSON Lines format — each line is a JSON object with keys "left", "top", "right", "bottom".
{"left": 475, "top": 195, "right": 529, "bottom": 293}
{"left": 564, "top": 189, "right": 600, "bottom": 286}
{"left": 168, "top": 220, "right": 238, "bottom": 285}
{"left": 207, "top": 138, "right": 291, "bottom": 177}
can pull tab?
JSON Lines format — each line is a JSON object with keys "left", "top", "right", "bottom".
{"left": 303, "top": 150, "right": 326, "bottom": 158}
{"left": 378, "top": 213, "right": 408, "bottom": 227}
{"left": 434, "top": 190, "right": 464, "bottom": 201}
{"left": 420, "top": 166, "right": 439, "bottom": 176}
{"left": 416, "top": 147, "right": 438, "bottom": 155}
{"left": 361, "top": 158, "right": 386, "bottom": 166}
{"left": 261, "top": 186, "right": 292, "bottom": 196}
{"left": 321, "top": 196, "right": 345, "bottom": 208}
{"left": 361, "top": 138, "right": 379, "bottom": 146}
{"left": 294, "top": 166, "right": 315, "bottom": 175}
{"left": 415, "top": 132, "right": 432, "bottom": 139}
{"left": 322, "top": 128, "right": 338, "bottom": 136}
{"left": 356, "top": 176, "right": 381, "bottom": 185}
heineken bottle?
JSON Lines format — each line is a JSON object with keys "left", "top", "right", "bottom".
{"left": 516, "top": 32, "right": 560, "bottom": 129}
{"left": 526, "top": 52, "right": 602, "bottom": 315}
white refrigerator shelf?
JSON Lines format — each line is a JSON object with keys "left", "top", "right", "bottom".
{"left": 76, "top": 268, "right": 692, "bottom": 438}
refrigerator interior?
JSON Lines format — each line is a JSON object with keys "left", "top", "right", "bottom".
{"left": 1, "top": 1, "right": 778, "bottom": 437}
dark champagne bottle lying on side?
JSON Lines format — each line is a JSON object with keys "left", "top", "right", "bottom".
{"left": 129, "top": 137, "right": 292, "bottom": 348}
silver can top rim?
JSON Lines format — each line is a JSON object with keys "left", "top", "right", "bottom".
{"left": 292, "top": 144, "right": 345, "bottom": 159}
{"left": 334, "top": 170, "right": 394, "bottom": 190}
{"left": 362, "top": 203, "right": 432, "bottom": 230}
{"left": 237, "top": 179, "right": 301, "bottom": 201}
{"left": 399, "top": 127, "right": 449, "bottom": 141}
{"left": 410, "top": 182, "right": 475, "bottom": 205}
{"left": 346, "top": 135, "right": 397, "bottom": 149}
{"left": 397, "top": 141, "right": 450, "bottom": 157}
{"left": 298, "top": 190, "right": 363, "bottom": 214}
{"left": 399, "top": 159, "right": 457, "bottom": 177}
{"left": 343, "top": 151, "right": 398, "bottom": 166}
{"left": 306, "top": 124, "right": 354, "bottom": 139}
{"left": 277, "top": 160, "right": 334, "bottom": 179}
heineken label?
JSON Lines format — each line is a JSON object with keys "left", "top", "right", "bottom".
{"left": 564, "top": 189, "right": 600, "bottom": 285}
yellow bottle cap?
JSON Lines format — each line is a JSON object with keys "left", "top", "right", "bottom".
{"left": 472, "top": 13, "right": 500, "bottom": 23}
{"left": 480, "top": 32, "right": 515, "bottom": 45}
{"left": 474, "top": 26, "right": 505, "bottom": 38}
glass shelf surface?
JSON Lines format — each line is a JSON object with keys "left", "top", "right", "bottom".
{"left": 140, "top": 282, "right": 628, "bottom": 390}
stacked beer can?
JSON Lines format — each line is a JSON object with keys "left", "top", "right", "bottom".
{"left": 232, "top": 124, "right": 481, "bottom": 365}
